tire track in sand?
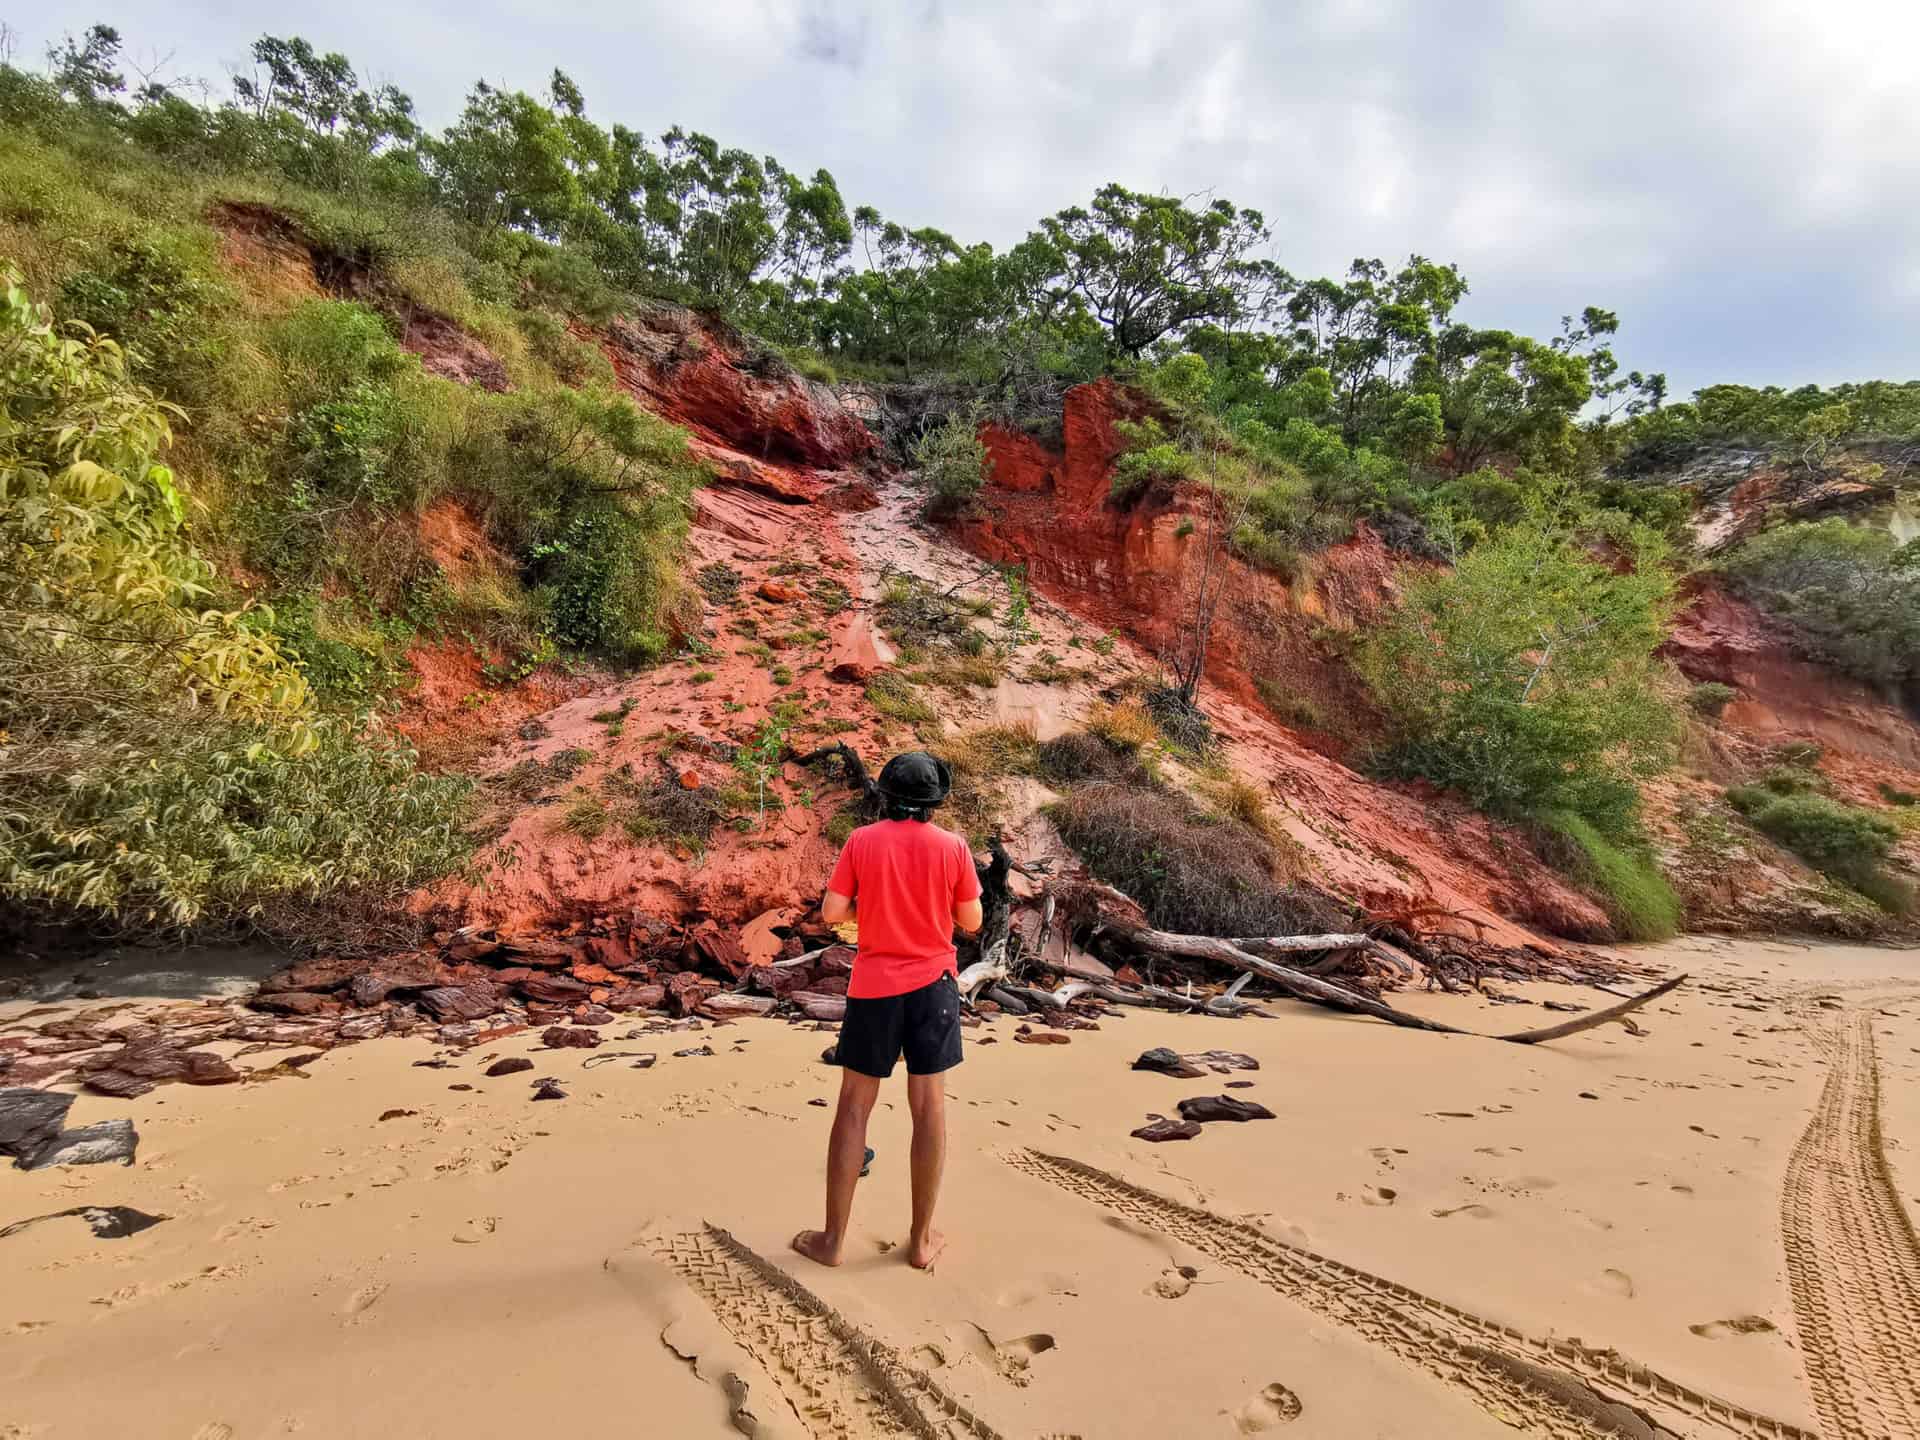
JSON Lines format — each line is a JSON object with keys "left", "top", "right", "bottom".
{"left": 1006, "top": 1149, "right": 1813, "bottom": 1440}
{"left": 1781, "top": 1013, "right": 1920, "bottom": 1439}
{"left": 649, "top": 1225, "right": 1009, "bottom": 1439}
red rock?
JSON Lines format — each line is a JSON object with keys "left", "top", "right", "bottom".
{"left": 748, "top": 964, "right": 811, "bottom": 998}
{"left": 811, "top": 974, "right": 849, "bottom": 997}
{"left": 823, "top": 480, "right": 881, "bottom": 513}
{"left": 348, "top": 953, "right": 450, "bottom": 1007}
{"left": 583, "top": 936, "right": 633, "bottom": 970}
{"left": 571, "top": 962, "right": 616, "bottom": 986}
{"left": 813, "top": 946, "right": 855, "bottom": 975}
{"left": 606, "top": 983, "right": 667, "bottom": 1011}
{"left": 758, "top": 580, "right": 802, "bottom": 603}
{"left": 521, "top": 974, "right": 591, "bottom": 1005}
{"left": 485, "top": 1057, "right": 535, "bottom": 1077}
{"left": 790, "top": 991, "right": 847, "bottom": 1023}
{"left": 699, "top": 993, "right": 777, "bottom": 1020}
{"left": 572, "top": 1005, "right": 615, "bottom": 1026}
{"left": 690, "top": 921, "right": 752, "bottom": 980}
{"left": 249, "top": 992, "right": 341, "bottom": 1018}
{"left": 418, "top": 983, "right": 500, "bottom": 1022}
{"left": 1131, "top": 1116, "right": 1203, "bottom": 1142}
{"left": 258, "top": 954, "right": 361, "bottom": 994}
{"left": 678, "top": 769, "right": 702, "bottom": 790}
{"left": 542, "top": 1026, "right": 602, "bottom": 1049}
{"left": 1177, "top": 1095, "right": 1275, "bottom": 1123}
{"left": 1015, "top": 1031, "right": 1071, "bottom": 1045}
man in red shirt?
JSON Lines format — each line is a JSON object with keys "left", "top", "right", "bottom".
{"left": 792, "top": 751, "right": 982, "bottom": 1271}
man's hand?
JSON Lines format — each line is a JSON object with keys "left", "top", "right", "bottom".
{"left": 953, "top": 898, "right": 983, "bottom": 936}
{"left": 821, "top": 888, "right": 854, "bottom": 925}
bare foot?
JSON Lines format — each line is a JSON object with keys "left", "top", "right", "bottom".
{"left": 908, "top": 1229, "right": 947, "bottom": 1270}
{"left": 790, "top": 1229, "right": 843, "bottom": 1267}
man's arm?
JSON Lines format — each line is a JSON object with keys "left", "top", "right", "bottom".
{"left": 953, "top": 898, "right": 983, "bottom": 935}
{"left": 821, "top": 888, "right": 854, "bottom": 925}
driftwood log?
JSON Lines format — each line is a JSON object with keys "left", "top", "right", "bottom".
{"left": 1111, "top": 923, "right": 1684, "bottom": 1045}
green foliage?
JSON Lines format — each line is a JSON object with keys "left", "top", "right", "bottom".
{"left": 1532, "top": 810, "right": 1680, "bottom": 942}
{"left": 1359, "top": 519, "right": 1680, "bottom": 833}
{"left": 0, "top": 269, "right": 467, "bottom": 929}
{"left": 1726, "top": 786, "right": 1902, "bottom": 906}
{"left": 1688, "top": 681, "right": 1737, "bottom": 718}
{"left": 1720, "top": 518, "right": 1920, "bottom": 697}
{"left": 913, "top": 403, "right": 988, "bottom": 517}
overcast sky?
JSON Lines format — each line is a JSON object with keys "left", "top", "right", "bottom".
{"left": 12, "top": 1, "right": 1918, "bottom": 399}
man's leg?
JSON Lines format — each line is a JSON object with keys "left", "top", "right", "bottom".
{"left": 905, "top": 1070, "right": 948, "bottom": 1269}
{"left": 792, "top": 1065, "right": 882, "bottom": 1267}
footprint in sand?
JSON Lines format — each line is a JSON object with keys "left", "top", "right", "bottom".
{"left": 1430, "top": 1203, "right": 1496, "bottom": 1220}
{"left": 342, "top": 1282, "right": 388, "bottom": 1321}
{"left": 9, "top": 1320, "right": 52, "bottom": 1334}
{"left": 453, "top": 1217, "right": 498, "bottom": 1245}
{"left": 1149, "top": 1265, "right": 1199, "bottom": 1299}
{"left": 191, "top": 1426, "right": 234, "bottom": 1440}
{"left": 1361, "top": 1186, "right": 1398, "bottom": 1207}
{"left": 1689, "top": 1315, "right": 1776, "bottom": 1339}
{"left": 1592, "top": 1268, "right": 1636, "bottom": 1298}
{"left": 1231, "top": 1382, "right": 1304, "bottom": 1431}
{"left": 971, "top": 1325, "right": 1057, "bottom": 1386}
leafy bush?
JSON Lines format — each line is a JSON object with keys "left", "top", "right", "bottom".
{"left": 1048, "top": 785, "right": 1339, "bottom": 937}
{"left": 1359, "top": 520, "right": 1679, "bottom": 834}
{"left": 1, "top": 267, "right": 468, "bottom": 929}
{"left": 1688, "top": 681, "right": 1737, "bottom": 718}
{"left": 1720, "top": 519, "right": 1920, "bottom": 697}
{"left": 1726, "top": 787, "right": 1899, "bottom": 890}
{"left": 58, "top": 232, "right": 223, "bottom": 383}
{"left": 913, "top": 404, "right": 988, "bottom": 517}
{"left": 1532, "top": 810, "right": 1680, "bottom": 942}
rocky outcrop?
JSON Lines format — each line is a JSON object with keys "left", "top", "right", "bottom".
{"left": 963, "top": 382, "right": 1390, "bottom": 747}
{"left": 1664, "top": 577, "right": 1920, "bottom": 771}
{"left": 595, "top": 305, "right": 877, "bottom": 473}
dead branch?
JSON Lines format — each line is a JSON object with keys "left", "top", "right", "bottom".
{"left": 1491, "top": 973, "right": 1687, "bottom": 1044}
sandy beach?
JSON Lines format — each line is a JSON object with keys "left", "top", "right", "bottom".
{"left": 3, "top": 935, "right": 1916, "bottom": 1439}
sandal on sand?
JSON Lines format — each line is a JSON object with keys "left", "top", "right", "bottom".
{"left": 860, "top": 1146, "right": 874, "bottom": 1178}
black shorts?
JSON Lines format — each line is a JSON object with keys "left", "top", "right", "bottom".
{"left": 835, "top": 974, "right": 964, "bottom": 1079}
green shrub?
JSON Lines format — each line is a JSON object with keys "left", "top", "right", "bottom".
{"left": 1532, "top": 811, "right": 1681, "bottom": 942}
{"left": 1687, "top": 682, "right": 1737, "bottom": 718}
{"left": 1726, "top": 787, "right": 1899, "bottom": 889}
{"left": 1360, "top": 520, "right": 1679, "bottom": 835}
{"left": 58, "top": 232, "right": 223, "bottom": 383}
{"left": 1034, "top": 732, "right": 1159, "bottom": 789}
{"left": 1720, "top": 518, "right": 1920, "bottom": 696}
{"left": 0, "top": 266, "right": 469, "bottom": 931}
{"left": 913, "top": 404, "right": 988, "bottom": 517}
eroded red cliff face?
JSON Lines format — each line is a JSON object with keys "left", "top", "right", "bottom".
{"left": 964, "top": 382, "right": 1388, "bottom": 751}
{"left": 418, "top": 309, "right": 892, "bottom": 935}
{"left": 1663, "top": 577, "right": 1920, "bottom": 771}
{"left": 954, "top": 381, "right": 1609, "bottom": 946}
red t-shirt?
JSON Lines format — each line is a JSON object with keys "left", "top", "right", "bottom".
{"left": 827, "top": 820, "right": 982, "bottom": 999}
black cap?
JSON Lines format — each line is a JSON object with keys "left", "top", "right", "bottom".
{"left": 877, "top": 751, "right": 952, "bottom": 811}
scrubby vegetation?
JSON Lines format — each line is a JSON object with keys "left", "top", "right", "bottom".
{"left": 0, "top": 267, "right": 468, "bottom": 932}
{"left": 1725, "top": 769, "right": 1909, "bottom": 913}
{"left": 1719, "top": 518, "right": 1920, "bottom": 703}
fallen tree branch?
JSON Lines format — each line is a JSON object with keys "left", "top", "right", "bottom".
{"left": 1491, "top": 973, "right": 1687, "bottom": 1043}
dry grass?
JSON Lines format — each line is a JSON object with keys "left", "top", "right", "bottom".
{"left": 1048, "top": 785, "right": 1341, "bottom": 938}
{"left": 936, "top": 718, "right": 1041, "bottom": 842}
{"left": 1197, "top": 773, "right": 1309, "bottom": 880}
{"left": 1085, "top": 699, "right": 1161, "bottom": 752}
{"left": 1033, "top": 731, "right": 1160, "bottom": 789}
{"left": 867, "top": 670, "right": 938, "bottom": 725}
